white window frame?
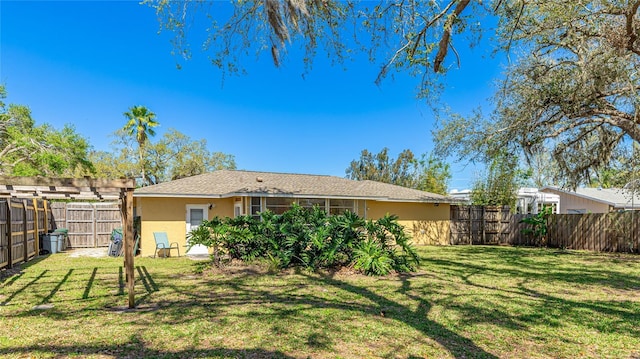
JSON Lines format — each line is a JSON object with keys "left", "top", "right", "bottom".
{"left": 329, "top": 199, "right": 355, "bottom": 215}
{"left": 265, "top": 197, "right": 295, "bottom": 214}
{"left": 250, "top": 197, "right": 263, "bottom": 219}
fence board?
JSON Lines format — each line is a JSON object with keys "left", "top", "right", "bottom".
{"left": 49, "top": 202, "right": 66, "bottom": 231}
{"left": 24, "top": 200, "right": 36, "bottom": 259}
{"left": 452, "top": 207, "right": 639, "bottom": 254}
{"left": 450, "top": 205, "right": 512, "bottom": 245}
{"left": 10, "top": 200, "right": 25, "bottom": 265}
{"left": 67, "top": 203, "right": 94, "bottom": 248}
{"left": 36, "top": 199, "right": 47, "bottom": 237}
{"left": 0, "top": 200, "right": 8, "bottom": 269}
{"left": 46, "top": 202, "right": 121, "bottom": 248}
{"left": 95, "top": 203, "right": 122, "bottom": 247}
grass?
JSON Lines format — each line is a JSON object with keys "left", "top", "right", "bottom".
{"left": 0, "top": 246, "right": 639, "bottom": 358}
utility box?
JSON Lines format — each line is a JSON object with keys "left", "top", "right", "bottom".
{"left": 42, "top": 233, "right": 61, "bottom": 254}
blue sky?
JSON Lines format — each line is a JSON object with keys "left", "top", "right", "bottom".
{"left": 1, "top": 1, "right": 504, "bottom": 190}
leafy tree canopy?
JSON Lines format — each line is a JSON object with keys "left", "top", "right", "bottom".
{"left": 346, "top": 148, "right": 450, "bottom": 194}
{"left": 436, "top": 0, "right": 640, "bottom": 189}
{"left": 146, "top": 0, "right": 488, "bottom": 101}
{"left": 0, "top": 85, "right": 93, "bottom": 177}
{"left": 91, "top": 128, "right": 236, "bottom": 185}
{"left": 470, "top": 150, "right": 529, "bottom": 207}
{"left": 147, "top": 0, "right": 640, "bottom": 189}
{"left": 590, "top": 143, "right": 640, "bottom": 189}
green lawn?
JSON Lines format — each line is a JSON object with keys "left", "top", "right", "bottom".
{"left": 1, "top": 246, "right": 639, "bottom": 358}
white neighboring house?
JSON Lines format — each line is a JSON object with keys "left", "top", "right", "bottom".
{"left": 449, "top": 189, "right": 472, "bottom": 204}
{"left": 515, "top": 188, "right": 560, "bottom": 214}
{"left": 540, "top": 186, "right": 640, "bottom": 214}
{"left": 448, "top": 188, "right": 560, "bottom": 214}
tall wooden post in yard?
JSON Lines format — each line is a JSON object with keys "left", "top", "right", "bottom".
{"left": 123, "top": 188, "right": 135, "bottom": 308}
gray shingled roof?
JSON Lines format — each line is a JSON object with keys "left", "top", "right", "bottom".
{"left": 135, "top": 170, "right": 452, "bottom": 203}
{"left": 542, "top": 186, "right": 640, "bottom": 208}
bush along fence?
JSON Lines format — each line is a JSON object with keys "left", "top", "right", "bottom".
{"left": 0, "top": 199, "right": 51, "bottom": 270}
{"left": 450, "top": 205, "right": 640, "bottom": 253}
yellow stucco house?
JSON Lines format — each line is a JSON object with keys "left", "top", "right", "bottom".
{"left": 134, "top": 170, "right": 453, "bottom": 257}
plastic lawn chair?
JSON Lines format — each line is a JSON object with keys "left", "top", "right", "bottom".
{"left": 153, "top": 232, "right": 180, "bottom": 258}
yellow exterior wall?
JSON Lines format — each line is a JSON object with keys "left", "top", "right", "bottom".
{"left": 365, "top": 201, "right": 450, "bottom": 245}
{"left": 136, "top": 196, "right": 451, "bottom": 256}
{"left": 136, "top": 197, "right": 234, "bottom": 256}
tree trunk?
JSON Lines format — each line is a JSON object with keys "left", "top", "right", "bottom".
{"left": 139, "top": 148, "right": 145, "bottom": 187}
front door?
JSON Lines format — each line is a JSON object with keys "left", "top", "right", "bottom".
{"left": 186, "top": 204, "right": 209, "bottom": 255}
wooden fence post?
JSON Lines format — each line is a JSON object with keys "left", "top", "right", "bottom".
{"left": 124, "top": 189, "right": 135, "bottom": 308}
{"left": 6, "top": 200, "right": 11, "bottom": 268}
{"left": 43, "top": 200, "right": 49, "bottom": 233}
{"left": 32, "top": 199, "right": 39, "bottom": 255}
{"left": 467, "top": 206, "right": 472, "bottom": 245}
{"left": 22, "top": 200, "right": 27, "bottom": 263}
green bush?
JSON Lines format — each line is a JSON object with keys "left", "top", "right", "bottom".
{"left": 520, "top": 205, "right": 553, "bottom": 246}
{"left": 186, "top": 204, "right": 420, "bottom": 275}
{"left": 223, "top": 215, "right": 263, "bottom": 261}
{"left": 353, "top": 238, "right": 394, "bottom": 275}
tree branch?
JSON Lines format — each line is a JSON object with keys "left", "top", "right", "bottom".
{"left": 434, "top": 0, "right": 471, "bottom": 72}
{"left": 626, "top": 0, "right": 640, "bottom": 55}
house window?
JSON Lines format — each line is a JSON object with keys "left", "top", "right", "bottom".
{"left": 567, "top": 209, "right": 587, "bottom": 214}
{"left": 537, "top": 203, "right": 558, "bottom": 214}
{"left": 329, "top": 199, "right": 354, "bottom": 215}
{"left": 298, "top": 198, "right": 326, "bottom": 211}
{"left": 189, "top": 208, "right": 204, "bottom": 226}
{"left": 265, "top": 197, "right": 294, "bottom": 214}
{"left": 250, "top": 197, "right": 262, "bottom": 219}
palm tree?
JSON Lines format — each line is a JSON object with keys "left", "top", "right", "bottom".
{"left": 123, "top": 106, "right": 159, "bottom": 186}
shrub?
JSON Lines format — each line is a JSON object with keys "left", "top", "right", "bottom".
{"left": 186, "top": 205, "right": 420, "bottom": 275}
{"left": 353, "top": 238, "right": 394, "bottom": 275}
{"left": 223, "top": 215, "right": 263, "bottom": 261}
{"left": 520, "top": 205, "right": 553, "bottom": 246}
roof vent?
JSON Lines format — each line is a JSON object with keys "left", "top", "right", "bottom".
{"left": 256, "top": 177, "right": 263, "bottom": 182}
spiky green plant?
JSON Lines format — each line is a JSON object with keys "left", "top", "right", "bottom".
{"left": 353, "top": 238, "right": 394, "bottom": 275}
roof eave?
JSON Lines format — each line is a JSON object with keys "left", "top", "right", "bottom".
{"left": 134, "top": 193, "right": 226, "bottom": 199}
{"left": 541, "top": 186, "right": 620, "bottom": 206}
{"left": 134, "top": 191, "right": 453, "bottom": 203}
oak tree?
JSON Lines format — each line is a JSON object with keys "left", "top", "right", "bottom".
{"left": 0, "top": 85, "right": 93, "bottom": 177}
{"left": 436, "top": 1, "right": 640, "bottom": 188}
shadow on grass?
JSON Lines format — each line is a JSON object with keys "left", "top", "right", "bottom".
{"left": 424, "top": 245, "right": 640, "bottom": 290}
{"left": 0, "top": 342, "right": 296, "bottom": 359}
{"left": 135, "top": 265, "right": 160, "bottom": 306}
{"left": 144, "top": 268, "right": 498, "bottom": 358}
{"left": 0, "top": 254, "right": 51, "bottom": 285}
{"left": 82, "top": 267, "right": 98, "bottom": 299}
{"left": 312, "top": 272, "right": 499, "bottom": 359}
{"left": 3, "top": 247, "right": 639, "bottom": 358}
{"left": 1, "top": 269, "right": 48, "bottom": 306}
{"left": 41, "top": 268, "right": 73, "bottom": 304}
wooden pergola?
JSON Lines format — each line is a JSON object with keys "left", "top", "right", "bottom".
{"left": 0, "top": 176, "right": 137, "bottom": 308}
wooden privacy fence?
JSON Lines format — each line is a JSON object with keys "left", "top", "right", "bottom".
{"left": 0, "top": 199, "right": 51, "bottom": 270}
{"left": 450, "top": 205, "right": 512, "bottom": 245}
{"left": 450, "top": 205, "right": 640, "bottom": 253}
{"left": 49, "top": 202, "right": 122, "bottom": 248}
{"left": 543, "top": 212, "right": 639, "bottom": 252}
